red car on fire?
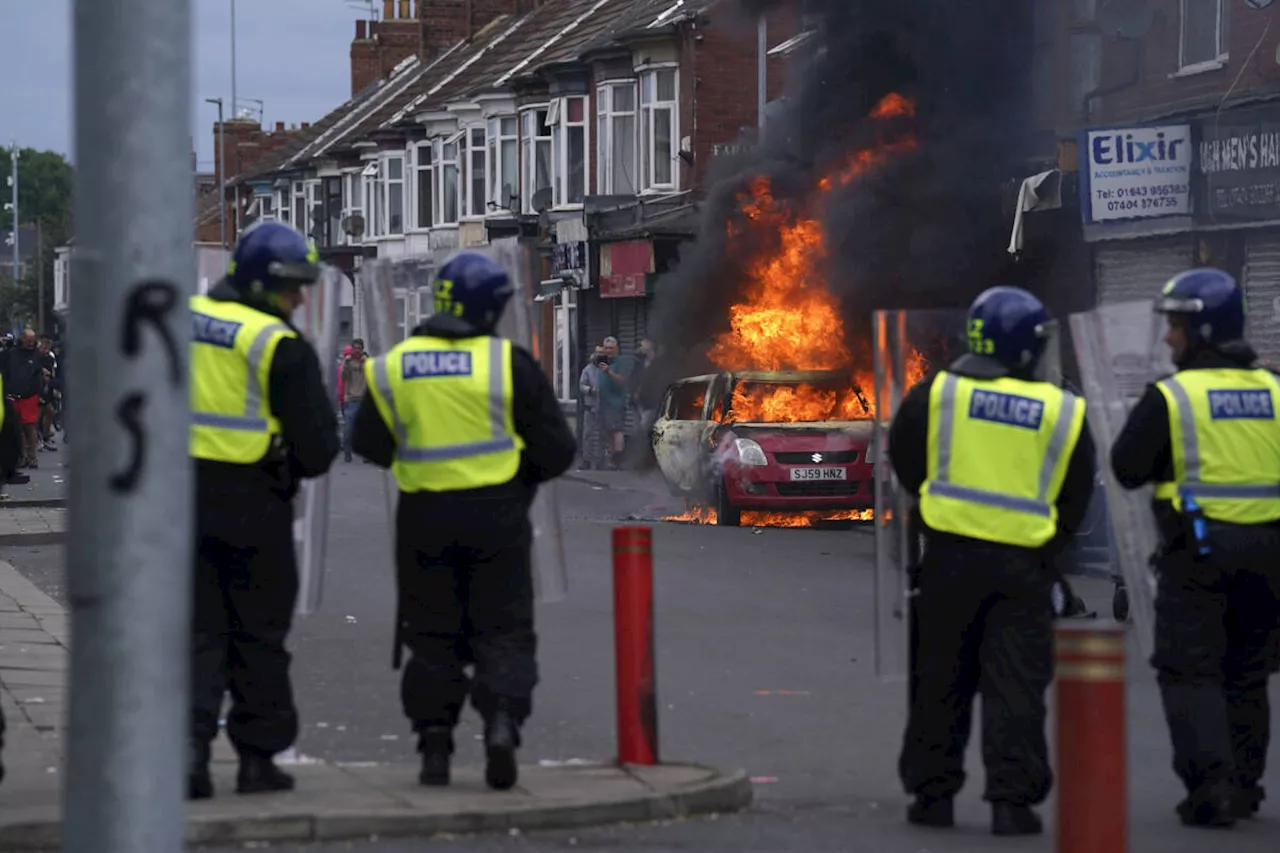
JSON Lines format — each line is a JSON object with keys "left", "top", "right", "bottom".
{"left": 651, "top": 370, "right": 877, "bottom": 526}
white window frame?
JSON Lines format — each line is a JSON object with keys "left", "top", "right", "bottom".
{"left": 258, "top": 193, "right": 277, "bottom": 223}
{"left": 383, "top": 152, "right": 406, "bottom": 236}
{"left": 597, "top": 80, "right": 639, "bottom": 196}
{"left": 274, "top": 188, "right": 291, "bottom": 226}
{"left": 1178, "top": 0, "right": 1227, "bottom": 72}
{"left": 291, "top": 181, "right": 308, "bottom": 234}
{"left": 302, "top": 179, "right": 322, "bottom": 240}
{"left": 436, "top": 135, "right": 461, "bottom": 227}
{"left": 638, "top": 66, "right": 680, "bottom": 193}
{"left": 462, "top": 126, "right": 488, "bottom": 220}
{"left": 361, "top": 161, "right": 381, "bottom": 237}
{"left": 412, "top": 142, "right": 434, "bottom": 231}
{"left": 551, "top": 95, "right": 589, "bottom": 208}
{"left": 554, "top": 287, "right": 578, "bottom": 402}
{"left": 342, "top": 170, "right": 364, "bottom": 245}
{"left": 487, "top": 115, "right": 520, "bottom": 214}
{"left": 521, "top": 106, "right": 554, "bottom": 214}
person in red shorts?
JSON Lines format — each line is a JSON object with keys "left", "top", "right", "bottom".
{"left": 2, "top": 330, "right": 47, "bottom": 468}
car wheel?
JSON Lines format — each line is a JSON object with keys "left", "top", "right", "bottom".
{"left": 715, "top": 482, "right": 741, "bottom": 527}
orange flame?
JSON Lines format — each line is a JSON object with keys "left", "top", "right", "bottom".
{"left": 663, "top": 508, "right": 875, "bottom": 527}
{"left": 708, "top": 93, "right": 927, "bottom": 423}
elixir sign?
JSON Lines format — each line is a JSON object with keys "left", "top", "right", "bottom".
{"left": 1080, "top": 124, "right": 1193, "bottom": 224}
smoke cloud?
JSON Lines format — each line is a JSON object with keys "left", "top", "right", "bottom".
{"left": 653, "top": 0, "right": 1034, "bottom": 371}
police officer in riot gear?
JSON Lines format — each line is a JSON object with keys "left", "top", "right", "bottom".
{"left": 1112, "top": 268, "right": 1280, "bottom": 827}
{"left": 187, "top": 222, "right": 339, "bottom": 799}
{"left": 889, "top": 287, "right": 1096, "bottom": 836}
{"left": 352, "top": 251, "right": 575, "bottom": 791}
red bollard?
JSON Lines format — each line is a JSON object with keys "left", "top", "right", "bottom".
{"left": 613, "top": 525, "right": 658, "bottom": 766}
{"left": 1055, "top": 621, "right": 1126, "bottom": 853}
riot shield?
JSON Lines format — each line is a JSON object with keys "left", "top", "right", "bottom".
{"left": 481, "top": 238, "right": 570, "bottom": 604}
{"left": 290, "top": 264, "right": 344, "bottom": 615}
{"left": 872, "top": 309, "right": 969, "bottom": 684}
{"left": 1069, "top": 300, "right": 1173, "bottom": 658}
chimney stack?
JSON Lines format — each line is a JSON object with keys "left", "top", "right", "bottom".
{"left": 275, "top": 121, "right": 285, "bottom": 132}
{"left": 356, "top": 19, "right": 367, "bottom": 39}
{"left": 383, "top": 0, "right": 394, "bottom": 19}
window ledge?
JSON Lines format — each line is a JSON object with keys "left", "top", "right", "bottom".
{"left": 551, "top": 204, "right": 585, "bottom": 213}
{"left": 430, "top": 223, "right": 461, "bottom": 231}
{"left": 1169, "top": 56, "right": 1228, "bottom": 79}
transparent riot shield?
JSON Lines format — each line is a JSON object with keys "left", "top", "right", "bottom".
{"left": 482, "top": 237, "right": 570, "bottom": 603}
{"left": 290, "top": 264, "right": 344, "bottom": 615}
{"left": 1069, "top": 300, "right": 1173, "bottom": 658}
{"left": 358, "top": 256, "right": 435, "bottom": 540}
{"left": 872, "top": 309, "right": 969, "bottom": 684}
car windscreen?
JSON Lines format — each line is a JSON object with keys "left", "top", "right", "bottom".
{"left": 727, "top": 379, "right": 872, "bottom": 423}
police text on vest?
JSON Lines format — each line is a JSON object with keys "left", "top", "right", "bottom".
{"left": 968, "top": 390, "right": 1045, "bottom": 430}
{"left": 403, "top": 350, "right": 473, "bottom": 378}
{"left": 192, "top": 313, "right": 242, "bottom": 348}
{"left": 1207, "top": 389, "right": 1275, "bottom": 420}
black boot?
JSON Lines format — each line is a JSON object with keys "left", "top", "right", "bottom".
{"left": 992, "top": 802, "right": 1043, "bottom": 836}
{"left": 906, "top": 796, "right": 954, "bottom": 827}
{"left": 417, "top": 727, "right": 452, "bottom": 787}
{"left": 484, "top": 710, "right": 520, "bottom": 791}
{"left": 236, "top": 752, "right": 295, "bottom": 795}
{"left": 1177, "top": 781, "right": 1236, "bottom": 828}
{"left": 187, "top": 741, "right": 213, "bottom": 800}
{"left": 1232, "top": 784, "right": 1264, "bottom": 819}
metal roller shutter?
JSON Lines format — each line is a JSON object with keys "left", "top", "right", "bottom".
{"left": 1244, "top": 230, "right": 1280, "bottom": 365}
{"left": 1094, "top": 235, "right": 1192, "bottom": 305}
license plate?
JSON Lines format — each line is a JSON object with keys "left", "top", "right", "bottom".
{"left": 789, "top": 467, "right": 847, "bottom": 481}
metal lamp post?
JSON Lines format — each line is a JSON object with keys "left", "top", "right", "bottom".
{"left": 206, "top": 97, "right": 227, "bottom": 249}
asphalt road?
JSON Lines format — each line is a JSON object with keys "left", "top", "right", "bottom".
{"left": 4, "top": 464, "right": 1279, "bottom": 852}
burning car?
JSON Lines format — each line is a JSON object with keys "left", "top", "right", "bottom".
{"left": 652, "top": 370, "right": 876, "bottom": 526}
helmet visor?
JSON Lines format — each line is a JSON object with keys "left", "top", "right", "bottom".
{"left": 268, "top": 260, "right": 323, "bottom": 285}
{"left": 1154, "top": 296, "right": 1204, "bottom": 315}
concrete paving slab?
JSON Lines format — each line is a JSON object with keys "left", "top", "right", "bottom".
{"left": 0, "top": 670, "right": 64, "bottom": 688}
{"left": 0, "top": 614, "right": 39, "bottom": 629}
{"left": 0, "top": 629, "right": 60, "bottom": 645}
{"left": 0, "top": 655, "right": 65, "bottom": 672}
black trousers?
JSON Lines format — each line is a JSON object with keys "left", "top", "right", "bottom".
{"left": 899, "top": 541, "right": 1056, "bottom": 805}
{"left": 1152, "top": 523, "right": 1280, "bottom": 803}
{"left": 396, "top": 491, "right": 538, "bottom": 742}
{"left": 190, "top": 484, "right": 300, "bottom": 757}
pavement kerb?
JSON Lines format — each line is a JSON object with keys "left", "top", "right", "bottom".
{"left": 0, "top": 499, "right": 67, "bottom": 509}
{"left": 0, "top": 532, "right": 65, "bottom": 546}
{"left": 0, "top": 765, "right": 753, "bottom": 850}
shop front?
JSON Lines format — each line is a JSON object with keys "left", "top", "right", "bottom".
{"left": 1194, "top": 104, "right": 1280, "bottom": 363}
{"left": 1079, "top": 122, "right": 1196, "bottom": 303}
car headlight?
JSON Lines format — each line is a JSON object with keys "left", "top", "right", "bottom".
{"left": 734, "top": 438, "right": 768, "bottom": 467}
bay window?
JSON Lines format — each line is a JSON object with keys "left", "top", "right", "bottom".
{"left": 464, "top": 127, "right": 488, "bottom": 218}
{"left": 292, "top": 181, "right": 307, "bottom": 232}
{"left": 414, "top": 143, "right": 433, "bottom": 229}
{"left": 361, "top": 162, "right": 380, "bottom": 236}
{"left": 639, "top": 67, "right": 679, "bottom": 192}
{"left": 386, "top": 154, "right": 405, "bottom": 235}
{"left": 487, "top": 116, "right": 519, "bottom": 213}
{"left": 521, "top": 107, "right": 553, "bottom": 214}
{"left": 275, "top": 188, "right": 291, "bottom": 226}
{"left": 552, "top": 96, "right": 587, "bottom": 206}
{"left": 344, "top": 170, "right": 364, "bottom": 244}
{"left": 323, "top": 176, "right": 343, "bottom": 247}
{"left": 597, "top": 82, "right": 638, "bottom": 195}
{"left": 258, "top": 194, "right": 276, "bottom": 223}
{"left": 439, "top": 138, "right": 460, "bottom": 225}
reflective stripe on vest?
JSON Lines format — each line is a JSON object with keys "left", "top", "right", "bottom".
{"left": 191, "top": 320, "right": 291, "bottom": 432}
{"left": 1157, "top": 375, "right": 1280, "bottom": 501}
{"left": 927, "top": 372, "right": 1081, "bottom": 517}
{"left": 370, "top": 337, "right": 515, "bottom": 462}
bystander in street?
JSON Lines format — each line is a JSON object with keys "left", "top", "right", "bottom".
{"left": 340, "top": 339, "right": 369, "bottom": 463}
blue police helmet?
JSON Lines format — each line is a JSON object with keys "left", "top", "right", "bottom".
{"left": 967, "top": 286, "right": 1053, "bottom": 370}
{"left": 227, "top": 222, "right": 322, "bottom": 295}
{"left": 1154, "top": 267, "right": 1245, "bottom": 344}
{"left": 434, "top": 251, "right": 515, "bottom": 333}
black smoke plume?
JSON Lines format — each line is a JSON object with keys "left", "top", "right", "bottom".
{"left": 653, "top": 0, "right": 1034, "bottom": 371}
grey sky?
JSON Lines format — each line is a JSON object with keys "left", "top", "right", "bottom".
{"left": 0, "top": 1, "right": 357, "bottom": 171}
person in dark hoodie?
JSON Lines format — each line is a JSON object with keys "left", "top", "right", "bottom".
{"left": 0, "top": 387, "right": 24, "bottom": 786}
{"left": 1112, "top": 268, "right": 1280, "bottom": 828}
{"left": 186, "top": 222, "right": 339, "bottom": 800}
{"left": 889, "top": 287, "right": 1096, "bottom": 837}
{"left": 352, "top": 251, "right": 575, "bottom": 792}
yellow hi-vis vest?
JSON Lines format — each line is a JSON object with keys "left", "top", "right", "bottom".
{"left": 1153, "top": 368, "right": 1280, "bottom": 524}
{"left": 189, "top": 295, "right": 296, "bottom": 464}
{"left": 365, "top": 335, "right": 525, "bottom": 493}
{"left": 918, "top": 372, "right": 1085, "bottom": 548}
